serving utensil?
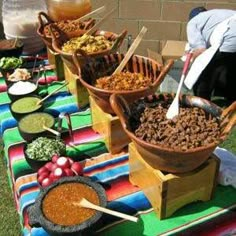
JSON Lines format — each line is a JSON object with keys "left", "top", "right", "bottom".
{"left": 76, "top": 6, "right": 106, "bottom": 22}
{"left": 74, "top": 198, "right": 138, "bottom": 223}
{"left": 43, "top": 124, "right": 60, "bottom": 136}
{"left": 86, "top": 7, "right": 117, "bottom": 35}
{"left": 112, "top": 26, "right": 147, "bottom": 75}
{"left": 36, "top": 81, "right": 69, "bottom": 105}
{"left": 166, "top": 52, "right": 192, "bottom": 119}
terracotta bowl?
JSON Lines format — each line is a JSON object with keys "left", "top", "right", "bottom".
{"left": 37, "top": 11, "right": 96, "bottom": 51}
{"left": 28, "top": 176, "right": 107, "bottom": 236}
{"left": 110, "top": 93, "right": 236, "bottom": 173}
{"left": 73, "top": 53, "right": 173, "bottom": 115}
{"left": 51, "top": 24, "right": 127, "bottom": 74}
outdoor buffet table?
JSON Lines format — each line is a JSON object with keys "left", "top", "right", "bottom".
{"left": 1, "top": 56, "right": 236, "bottom": 236}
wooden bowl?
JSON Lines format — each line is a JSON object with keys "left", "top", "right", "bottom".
{"left": 73, "top": 53, "right": 173, "bottom": 115}
{"left": 110, "top": 93, "right": 236, "bottom": 173}
{"left": 37, "top": 11, "right": 96, "bottom": 51}
{"left": 27, "top": 176, "right": 107, "bottom": 235}
{"left": 51, "top": 25, "right": 127, "bottom": 74}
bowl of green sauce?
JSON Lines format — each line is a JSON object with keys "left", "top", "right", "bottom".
{"left": 18, "top": 112, "right": 56, "bottom": 141}
{"left": 10, "top": 95, "right": 43, "bottom": 120}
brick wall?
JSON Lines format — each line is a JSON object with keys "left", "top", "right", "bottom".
{"left": 91, "top": 0, "right": 236, "bottom": 56}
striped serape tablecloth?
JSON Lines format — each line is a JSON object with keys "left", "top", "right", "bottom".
{"left": 1, "top": 58, "right": 236, "bottom": 236}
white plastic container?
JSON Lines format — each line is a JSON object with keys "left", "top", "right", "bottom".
{"left": 2, "top": 0, "right": 47, "bottom": 55}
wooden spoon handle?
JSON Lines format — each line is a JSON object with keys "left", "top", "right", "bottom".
{"left": 77, "top": 199, "right": 138, "bottom": 222}
{"left": 37, "top": 81, "right": 69, "bottom": 105}
{"left": 76, "top": 6, "right": 106, "bottom": 22}
{"left": 112, "top": 26, "right": 147, "bottom": 75}
{"left": 86, "top": 7, "right": 117, "bottom": 35}
{"left": 43, "top": 125, "right": 60, "bottom": 136}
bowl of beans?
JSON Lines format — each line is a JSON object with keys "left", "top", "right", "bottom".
{"left": 37, "top": 11, "right": 96, "bottom": 51}
{"left": 73, "top": 53, "right": 173, "bottom": 115}
{"left": 27, "top": 176, "right": 107, "bottom": 235}
{"left": 110, "top": 93, "right": 236, "bottom": 173}
{"left": 51, "top": 25, "right": 127, "bottom": 74}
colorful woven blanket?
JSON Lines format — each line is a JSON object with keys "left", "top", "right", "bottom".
{"left": 1, "top": 59, "right": 236, "bottom": 236}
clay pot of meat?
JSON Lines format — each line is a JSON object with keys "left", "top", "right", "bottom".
{"left": 73, "top": 52, "right": 174, "bottom": 115}
{"left": 28, "top": 176, "right": 107, "bottom": 236}
{"left": 110, "top": 93, "right": 236, "bottom": 173}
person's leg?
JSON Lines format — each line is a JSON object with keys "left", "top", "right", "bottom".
{"left": 193, "top": 51, "right": 229, "bottom": 101}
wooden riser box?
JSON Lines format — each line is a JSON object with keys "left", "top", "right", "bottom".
{"left": 129, "top": 143, "right": 220, "bottom": 219}
{"left": 90, "top": 96, "right": 131, "bottom": 154}
{"left": 64, "top": 63, "right": 89, "bottom": 109}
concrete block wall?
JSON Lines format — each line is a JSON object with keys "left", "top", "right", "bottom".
{"left": 0, "top": 0, "right": 236, "bottom": 55}
{"left": 91, "top": 0, "right": 236, "bottom": 56}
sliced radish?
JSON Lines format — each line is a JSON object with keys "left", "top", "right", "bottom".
{"left": 52, "top": 167, "right": 66, "bottom": 179}
{"left": 64, "top": 168, "right": 75, "bottom": 177}
{"left": 51, "top": 154, "right": 60, "bottom": 163}
{"left": 37, "top": 166, "right": 49, "bottom": 176}
{"left": 41, "top": 177, "right": 53, "bottom": 187}
{"left": 45, "top": 162, "right": 55, "bottom": 171}
{"left": 67, "top": 158, "right": 74, "bottom": 165}
{"left": 71, "top": 162, "right": 83, "bottom": 175}
{"left": 37, "top": 172, "right": 49, "bottom": 184}
{"left": 56, "top": 157, "right": 70, "bottom": 169}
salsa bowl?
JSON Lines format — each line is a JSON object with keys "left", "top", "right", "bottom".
{"left": 28, "top": 176, "right": 107, "bottom": 235}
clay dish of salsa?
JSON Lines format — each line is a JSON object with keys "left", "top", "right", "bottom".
{"left": 27, "top": 176, "right": 107, "bottom": 235}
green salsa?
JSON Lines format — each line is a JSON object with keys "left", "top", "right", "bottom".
{"left": 11, "top": 97, "right": 42, "bottom": 113}
{"left": 19, "top": 113, "right": 54, "bottom": 133}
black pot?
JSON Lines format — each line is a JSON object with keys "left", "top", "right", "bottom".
{"left": 7, "top": 81, "right": 39, "bottom": 102}
{"left": 24, "top": 136, "right": 66, "bottom": 171}
{"left": 18, "top": 112, "right": 56, "bottom": 142}
{"left": 28, "top": 176, "right": 107, "bottom": 236}
{"left": 10, "top": 95, "right": 43, "bottom": 121}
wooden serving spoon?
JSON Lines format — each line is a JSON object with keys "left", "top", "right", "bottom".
{"left": 73, "top": 198, "right": 138, "bottom": 223}
{"left": 112, "top": 26, "right": 147, "bottom": 75}
{"left": 86, "top": 7, "right": 117, "bottom": 35}
{"left": 76, "top": 6, "right": 106, "bottom": 22}
{"left": 36, "top": 81, "right": 69, "bottom": 105}
{"left": 43, "top": 124, "right": 60, "bottom": 136}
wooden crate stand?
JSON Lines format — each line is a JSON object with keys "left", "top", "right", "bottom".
{"left": 64, "top": 63, "right": 89, "bottom": 108}
{"left": 90, "top": 96, "right": 131, "bottom": 154}
{"left": 129, "top": 143, "right": 220, "bottom": 219}
{"left": 47, "top": 47, "right": 65, "bottom": 81}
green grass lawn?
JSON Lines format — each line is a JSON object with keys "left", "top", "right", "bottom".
{"left": 0, "top": 128, "right": 235, "bottom": 236}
